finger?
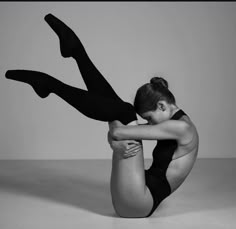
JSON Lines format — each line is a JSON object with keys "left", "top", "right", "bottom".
{"left": 127, "top": 143, "right": 141, "bottom": 150}
{"left": 125, "top": 143, "right": 138, "bottom": 150}
{"left": 124, "top": 151, "right": 139, "bottom": 158}
{"left": 125, "top": 148, "right": 141, "bottom": 157}
{"left": 126, "top": 148, "right": 140, "bottom": 155}
{"left": 126, "top": 145, "right": 142, "bottom": 153}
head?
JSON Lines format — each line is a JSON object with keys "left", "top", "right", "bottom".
{"left": 134, "top": 76, "right": 177, "bottom": 125}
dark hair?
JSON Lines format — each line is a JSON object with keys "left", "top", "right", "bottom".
{"left": 134, "top": 76, "right": 176, "bottom": 115}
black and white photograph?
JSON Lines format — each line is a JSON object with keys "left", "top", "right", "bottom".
{"left": 0, "top": 2, "right": 235, "bottom": 229}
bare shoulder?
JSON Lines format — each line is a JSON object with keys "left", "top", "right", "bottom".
{"left": 179, "top": 115, "right": 199, "bottom": 146}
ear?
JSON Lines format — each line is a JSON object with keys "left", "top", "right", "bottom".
{"left": 157, "top": 100, "right": 167, "bottom": 111}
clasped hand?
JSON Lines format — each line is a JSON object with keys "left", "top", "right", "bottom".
{"left": 107, "top": 120, "right": 143, "bottom": 159}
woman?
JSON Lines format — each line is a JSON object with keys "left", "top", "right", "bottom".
{"left": 5, "top": 13, "right": 199, "bottom": 218}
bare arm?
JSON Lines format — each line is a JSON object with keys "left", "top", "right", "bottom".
{"left": 110, "top": 120, "right": 190, "bottom": 142}
{"left": 107, "top": 121, "right": 143, "bottom": 159}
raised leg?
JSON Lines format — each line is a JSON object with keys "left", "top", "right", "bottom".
{"left": 5, "top": 70, "right": 136, "bottom": 125}
{"left": 7, "top": 14, "right": 154, "bottom": 217}
{"left": 5, "top": 69, "right": 154, "bottom": 217}
{"left": 44, "top": 13, "right": 122, "bottom": 101}
{"left": 110, "top": 121, "right": 153, "bottom": 218}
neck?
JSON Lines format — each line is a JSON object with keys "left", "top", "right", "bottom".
{"left": 170, "top": 105, "right": 180, "bottom": 118}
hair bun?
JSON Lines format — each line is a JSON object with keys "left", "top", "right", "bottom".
{"left": 150, "top": 77, "right": 168, "bottom": 89}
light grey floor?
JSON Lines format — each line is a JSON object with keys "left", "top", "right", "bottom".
{"left": 0, "top": 158, "right": 235, "bottom": 229}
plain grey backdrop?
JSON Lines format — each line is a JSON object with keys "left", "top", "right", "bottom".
{"left": 0, "top": 2, "right": 235, "bottom": 159}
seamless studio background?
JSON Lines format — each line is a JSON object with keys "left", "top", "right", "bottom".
{"left": 0, "top": 2, "right": 235, "bottom": 159}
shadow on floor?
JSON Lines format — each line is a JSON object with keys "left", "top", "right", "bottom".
{"left": 0, "top": 160, "right": 118, "bottom": 218}
{"left": 0, "top": 159, "right": 235, "bottom": 218}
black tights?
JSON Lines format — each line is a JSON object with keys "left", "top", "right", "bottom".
{"left": 55, "top": 44, "right": 138, "bottom": 125}
{"left": 50, "top": 76, "right": 137, "bottom": 125}
{"left": 5, "top": 14, "right": 137, "bottom": 125}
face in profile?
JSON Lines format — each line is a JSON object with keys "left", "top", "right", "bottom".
{"left": 140, "top": 101, "right": 171, "bottom": 125}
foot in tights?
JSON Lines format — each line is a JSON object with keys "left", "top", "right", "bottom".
{"left": 44, "top": 13, "right": 84, "bottom": 58}
{"left": 5, "top": 70, "right": 55, "bottom": 98}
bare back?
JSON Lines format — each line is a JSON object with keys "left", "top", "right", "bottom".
{"left": 166, "top": 115, "right": 199, "bottom": 192}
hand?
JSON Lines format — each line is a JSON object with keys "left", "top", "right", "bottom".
{"left": 107, "top": 131, "right": 142, "bottom": 159}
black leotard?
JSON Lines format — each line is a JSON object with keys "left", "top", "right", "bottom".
{"left": 145, "top": 109, "right": 187, "bottom": 217}
{"left": 151, "top": 109, "right": 187, "bottom": 172}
